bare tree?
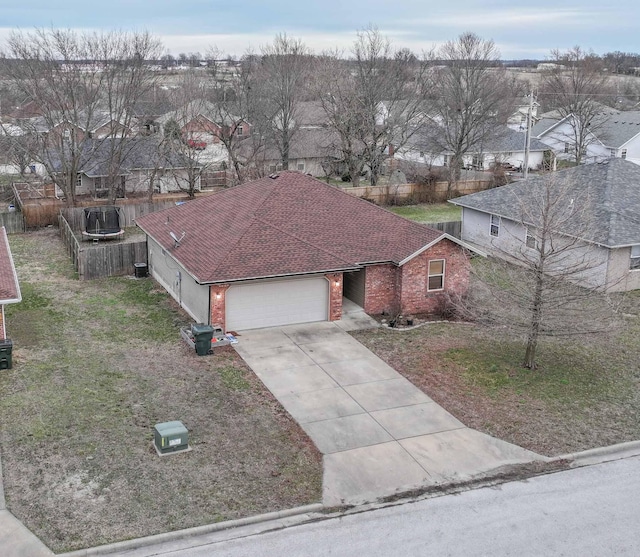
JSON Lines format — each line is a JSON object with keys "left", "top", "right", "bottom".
{"left": 462, "top": 171, "right": 622, "bottom": 369}
{"left": 255, "top": 34, "right": 311, "bottom": 170}
{"left": 313, "top": 28, "right": 428, "bottom": 186}
{"left": 427, "top": 32, "right": 519, "bottom": 194}
{"left": 2, "top": 28, "right": 162, "bottom": 205}
{"left": 539, "top": 47, "right": 613, "bottom": 165}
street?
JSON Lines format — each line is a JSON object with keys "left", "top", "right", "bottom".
{"left": 124, "top": 455, "right": 640, "bottom": 556}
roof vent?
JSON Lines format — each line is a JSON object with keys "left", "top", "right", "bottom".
{"left": 269, "top": 173, "right": 279, "bottom": 179}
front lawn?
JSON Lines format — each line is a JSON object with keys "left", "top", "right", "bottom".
{"left": 0, "top": 229, "right": 322, "bottom": 553}
{"left": 388, "top": 203, "right": 461, "bottom": 223}
{"left": 352, "top": 304, "right": 640, "bottom": 456}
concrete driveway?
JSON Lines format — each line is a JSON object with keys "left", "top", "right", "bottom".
{"left": 234, "top": 310, "right": 544, "bottom": 505}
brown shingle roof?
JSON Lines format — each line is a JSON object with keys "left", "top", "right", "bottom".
{"left": 0, "top": 227, "right": 21, "bottom": 303}
{"left": 136, "top": 172, "right": 443, "bottom": 283}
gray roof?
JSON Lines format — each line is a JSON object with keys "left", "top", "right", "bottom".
{"left": 407, "top": 124, "right": 551, "bottom": 154}
{"left": 451, "top": 159, "right": 640, "bottom": 248}
{"left": 49, "top": 137, "right": 197, "bottom": 177}
{"left": 598, "top": 111, "right": 640, "bottom": 148}
{"left": 481, "top": 127, "right": 551, "bottom": 153}
{"left": 239, "top": 127, "right": 341, "bottom": 162}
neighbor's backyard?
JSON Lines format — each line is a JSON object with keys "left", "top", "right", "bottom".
{"left": 0, "top": 230, "right": 321, "bottom": 553}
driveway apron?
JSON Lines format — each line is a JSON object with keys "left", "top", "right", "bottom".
{"left": 234, "top": 316, "right": 544, "bottom": 506}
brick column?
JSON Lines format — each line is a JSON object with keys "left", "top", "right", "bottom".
{"left": 325, "top": 273, "right": 343, "bottom": 321}
{"left": 0, "top": 305, "right": 5, "bottom": 339}
{"left": 210, "top": 284, "right": 230, "bottom": 331}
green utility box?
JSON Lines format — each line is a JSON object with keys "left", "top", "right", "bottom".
{"left": 154, "top": 421, "right": 189, "bottom": 454}
{"left": 191, "top": 324, "right": 215, "bottom": 356}
{"left": 0, "top": 339, "right": 13, "bottom": 370}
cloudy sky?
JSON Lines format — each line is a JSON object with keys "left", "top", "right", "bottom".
{"left": 0, "top": 1, "right": 637, "bottom": 59}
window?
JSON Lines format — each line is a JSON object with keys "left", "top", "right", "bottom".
{"left": 427, "top": 260, "right": 445, "bottom": 291}
{"left": 490, "top": 214, "right": 500, "bottom": 237}
{"left": 472, "top": 153, "right": 484, "bottom": 170}
{"left": 237, "top": 125, "right": 244, "bottom": 136}
{"left": 76, "top": 173, "right": 82, "bottom": 188}
{"left": 622, "top": 149, "right": 627, "bottom": 160}
{"left": 297, "top": 162, "right": 305, "bottom": 171}
{"left": 564, "top": 142, "right": 570, "bottom": 154}
{"left": 631, "top": 246, "right": 640, "bottom": 270}
{"left": 443, "top": 155, "right": 450, "bottom": 167}
{"left": 610, "top": 149, "right": 617, "bottom": 158}
{"left": 525, "top": 228, "right": 537, "bottom": 249}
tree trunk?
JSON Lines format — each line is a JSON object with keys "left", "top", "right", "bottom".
{"left": 524, "top": 270, "right": 544, "bottom": 369}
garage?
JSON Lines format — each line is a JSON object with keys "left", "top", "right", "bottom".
{"left": 225, "top": 277, "right": 329, "bottom": 331}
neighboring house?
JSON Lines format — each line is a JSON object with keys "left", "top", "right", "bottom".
{"left": 24, "top": 109, "right": 133, "bottom": 141}
{"left": 156, "top": 100, "right": 250, "bottom": 145}
{"left": 0, "top": 226, "right": 22, "bottom": 341}
{"left": 450, "top": 158, "right": 640, "bottom": 292}
{"left": 239, "top": 127, "right": 341, "bottom": 177}
{"left": 136, "top": 171, "right": 479, "bottom": 331}
{"left": 530, "top": 107, "right": 640, "bottom": 166}
{"left": 50, "top": 137, "right": 201, "bottom": 198}
{"left": 396, "top": 125, "right": 553, "bottom": 172}
{"left": 507, "top": 96, "right": 540, "bottom": 132}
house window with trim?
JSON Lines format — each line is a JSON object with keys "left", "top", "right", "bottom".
{"left": 525, "top": 228, "right": 537, "bottom": 249}
{"left": 427, "top": 259, "right": 445, "bottom": 291}
{"left": 610, "top": 149, "right": 617, "bottom": 158}
{"left": 297, "top": 162, "right": 305, "bottom": 171}
{"left": 622, "top": 149, "right": 627, "bottom": 160}
{"left": 490, "top": 214, "right": 500, "bottom": 237}
{"left": 631, "top": 246, "right": 640, "bottom": 270}
{"left": 564, "top": 142, "right": 570, "bottom": 154}
{"left": 76, "top": 173, "right": 82, "bottom": 189}
{"left": 237, "top": 125, "right": 244, "bottom": 136}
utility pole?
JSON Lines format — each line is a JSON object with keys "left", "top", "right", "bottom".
{"left": 523, "top": 91, "right": 534, "bottom": 179}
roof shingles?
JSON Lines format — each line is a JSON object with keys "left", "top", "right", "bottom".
{"left": 137, "top": 172, "right": 443, "bottom": 283}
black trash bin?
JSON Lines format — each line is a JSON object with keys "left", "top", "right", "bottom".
{"left": 191, "top": 324, "right": 214, "bottom": 356}
{"left": 0, "top": 339, "right": 13, "bottom": 370}
{"left": 134, "top": 263, "right": 148, "bottom": 278}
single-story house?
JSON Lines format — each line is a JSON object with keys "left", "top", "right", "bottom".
{"left": 136, "top": 171, "right": 479, "bottom": 331}
{"left": 450, "top": 158, "right": 640, "bottom": 292}
{"left": 50, "top": 137, "right": 201, "bottom": 198}
{"left": 0, "top": 226, "right": 22, "bottom": 340}
{"left": 396, "top": 125, "right": 554, "bottom": 172}
{"left": 239, "top": 127, "right": 341, "bottom": 177}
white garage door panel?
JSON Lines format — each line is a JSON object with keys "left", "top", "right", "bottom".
{"left": 226, "top": 277, "right": 329, "bottom": 331}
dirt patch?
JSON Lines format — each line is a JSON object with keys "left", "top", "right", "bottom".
{"left": 0, "top": 229, "right": 322, "bottom": 552}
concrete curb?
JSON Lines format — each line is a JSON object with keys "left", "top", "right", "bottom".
{"left": 56, "top": 503, "right": 324, "bottom": 557}
{"left": 552, "top": 439, "right": 640, "bottom": 467}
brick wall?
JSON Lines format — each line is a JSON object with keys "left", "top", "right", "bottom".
{"left": 362, "top": 240, "right": 471, "bottom": 317}
{"left": 209, "top": 284, "right": 230, "bottom": 329}
{"left": 325, "top": 273, "right": 343, "bottom": 321}
{"left": 399, "top": 239, "right": 470, "bottom": 315}
{"left": 364, "top": 264, "right": 400, "bottom": 315}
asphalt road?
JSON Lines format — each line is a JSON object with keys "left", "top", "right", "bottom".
{"left": 126, "top": 456, "right": 640, "bottom": 557}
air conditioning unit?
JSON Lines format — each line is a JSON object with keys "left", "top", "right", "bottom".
{"left": 154, "top": 421, "right": 189, "bottom": 455}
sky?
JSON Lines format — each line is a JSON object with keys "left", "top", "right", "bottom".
{"left": 0, "top": 1, "right": 637, "bottom": 60}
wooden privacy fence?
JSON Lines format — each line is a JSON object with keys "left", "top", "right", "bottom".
{"left": 59, "top": 214, "right": 148, "bottom": 280}
{"left": 429, "top": 221, "right": 462, "bottom": 238}
{"left": 341, "top": 179, "right": 492, "bottom": 204}
{"left": 0, "top": 211, "right": 26, "bottom": 234}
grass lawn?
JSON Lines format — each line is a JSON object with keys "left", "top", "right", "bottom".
{"left": 352, "top": 298, "right": 640, "bottom": 457}
{"left": 388, "top": 203, "right": 461, "bottom": 223}
{"left": 0, "top": 229, "right": 322, "bottom": 552}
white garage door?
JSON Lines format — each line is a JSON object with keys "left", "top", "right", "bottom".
{"left": 225, "top": 277, "right": 329, "bottom": 331}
